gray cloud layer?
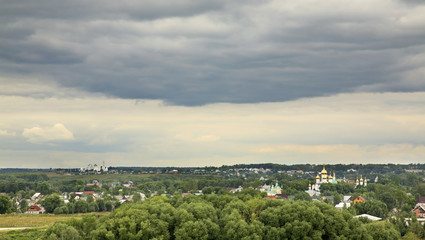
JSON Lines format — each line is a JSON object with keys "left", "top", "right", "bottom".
{"left": 1, "top": 92, "right": 424, "bottom": 167}
{"left": 1, "top": 0, "right": 425, "bottom": 105}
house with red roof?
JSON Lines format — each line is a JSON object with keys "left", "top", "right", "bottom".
{"left": 412, "top": 204, "right": 425, "bottom": 218}
{"left": 353, "top": 196, "right": 366, "bottom": 204}
{"left": 26, "top": 205, "right": 45, "bottom": 214}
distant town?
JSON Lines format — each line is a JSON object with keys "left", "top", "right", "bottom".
{"left": 1, "top": 163, "right": 425, "bottom": 239}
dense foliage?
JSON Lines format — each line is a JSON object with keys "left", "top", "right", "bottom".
{"left": 43, "top": 194, "right": 403, "bottom": 240}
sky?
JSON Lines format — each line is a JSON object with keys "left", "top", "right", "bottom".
{"left": 0, "top": 0, "right": 424, "bottom": 168}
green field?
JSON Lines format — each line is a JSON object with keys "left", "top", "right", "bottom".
{"left": 0, "top": 227, "right": 46, "bottom": 240}
{"left": 0, "top": 213, "right": 110, "bottom": 239}
{"left": 0, "top": 213, "right": 109, "bottom": 227}
{"left": 0, "top": 214, "right": 79, "bottom": 227}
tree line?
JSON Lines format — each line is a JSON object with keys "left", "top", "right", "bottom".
{"left": 44, "top": 192, "right": 410, "bottom": 240}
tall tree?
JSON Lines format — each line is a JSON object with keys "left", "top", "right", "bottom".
{"left": 365, "top": 221, "right": 400, "bottom": 240}
{"left": 41, "top": 194, "right": 62, "bottom": 213}
{"left": 0, "top": 195, "right": 12, "bottom": 214}
{"left": 19, "top": 198, "right": 28, "bottom": 213}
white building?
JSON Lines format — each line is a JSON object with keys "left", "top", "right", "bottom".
{"left": 306, "top": 165, "right": 337, "bottom": 196}
{"left": 31, "top": 193, "right": 43, "bottom": 202}
{"left": 260, "top": 181, "right": 283, "bottom": 196}
{"left": 80, "top": 161, "right": 109, "bottom": 173}
{"left": 354, "top": 214, "right": 382, "bottom": 221}
{"left": 335, "top": 202, "right": 351, "bottom": 210}
{"left": 356, "top": 175, "right": 367, "bottom": 187}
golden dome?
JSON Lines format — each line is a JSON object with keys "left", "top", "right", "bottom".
{"left": 328, "top": 174, "right": 333, "bottom": 179}
{"left": 316, "top": 173, "right": 320, "bottom": 179}
{"left": 321, "top": 166, "right": 327, "bottom": 174}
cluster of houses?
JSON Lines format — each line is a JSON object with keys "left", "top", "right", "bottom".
{"left": 15, "top": 179, "right": 141, "bottom": 214}
{"left": 22, "top": 191, "right": 103, "bottom": 214}
{"left": 25, "top": 192, "right": 45, "bottom": 214}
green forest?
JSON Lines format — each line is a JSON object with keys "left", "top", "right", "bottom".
{"left": 43, "top": 194, "right": 405, "bottom": 240}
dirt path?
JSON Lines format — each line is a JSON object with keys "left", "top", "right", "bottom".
{"left": 0, "top": 227, "right": 30, "bottom": 231}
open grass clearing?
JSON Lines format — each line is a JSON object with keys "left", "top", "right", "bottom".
{"left": 0, "top": 226, "right": 46, "bottom": 240}
{"left": 0, "top": 213, "right": 109, "bottom": 227}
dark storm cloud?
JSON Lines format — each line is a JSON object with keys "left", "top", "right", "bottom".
{"left": 0, "top": 41, "right": 84, "bottom": 64}
{"left": 0, "top": 0, "right": 424, "bottom": 105}
{"left": 399, "top": 0, "right": 425, "bottom": 5}
{"left": 0, "top": 0, "right": 229, "bottom": 21}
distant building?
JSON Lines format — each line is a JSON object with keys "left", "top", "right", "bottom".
{"left": 412, "top": 204, "right": 425, "bottom": 218}
{"left": 26, "top": 205, "right": 45, "bottom": 214}
{"left": 343, "top": 195, "right": 352, "bottom": 202}
{"left": 80, "top": 161, "right": 109, "bottom": 173}
{"left": 229, "top": 186, "right": 244, "bottom": 193}
{"left": 405, "top": 169, "right": 424, "bottom": 173}
{"left": 335, "top": 196, "right": 352, "bottom": 210}
{"left": 122, "top": 181, "right": 135, "bottom": 188}
{"left": 354, "top": 214, "right": 382, "bottom": 221}
{"left": 353, "top": 196, "right": 366, "bottom": 204}
{"left": 335, "top": 202, "right": 351, "bottom": 210}
{"left": 260, "top": 181, "right": 282, "bottom": 196}
{"left": 276, "top": 194, "right": 288, "bottom": 200}
{"left": 412, "top": 198, "right": 425, "bottom": 219}
{"left": 322, "top": 196, "right": 334, "bottom": 202}
{"left": 31, "top": 193, "right": 43, "bottom": 202}
{"left": 355, "top": 175, "right": 367, "bottom": 187}
{"left": 86, "top": 181, "right": 102, "bottom": 188}
{"left": 306, "top": 165, "right": 337, "bottom": 196}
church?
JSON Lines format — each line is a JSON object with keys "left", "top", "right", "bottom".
{"left": 306, "top": 165, "right": 337, "bottom": 196}
{"left": 355, "top": 175, "right": 367, "bottom": 187}
{"left": 259, "top": 180, "right": 284, "bottom": 197}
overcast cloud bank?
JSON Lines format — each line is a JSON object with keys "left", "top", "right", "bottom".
{"left": 1, "top": 0, "right": 425, "bottom": 105}
{"left": 0, "top": 91, "right": 424, "bottom": 167}
{"left": 1, "top": 0, "right": 424, "bottom": 167}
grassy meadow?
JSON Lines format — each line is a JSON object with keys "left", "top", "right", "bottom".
{"left": 0, "top": 227, "right": 46, "bottom": 240}
{"left": 0, "top": 213, "right": 110, "bottom": 239}
{"left": 0, "top": 213, "right": 110, "bottom": 227}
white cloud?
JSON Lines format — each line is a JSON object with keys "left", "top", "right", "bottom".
{"left": 0, "top": 129, "right": 16, "bottom": 136}
{"left": 253, "top": 144, "right": 425, "bottom": 164}
{"left": 22, "top": 123, "right": 75, "bottom": 143}
{"left": 0, "top": 90, "right": 424, "bottom": 167}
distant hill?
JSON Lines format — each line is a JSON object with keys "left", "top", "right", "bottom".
{"left": 0, "top": 168, "right": 51, "bottom": 173}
